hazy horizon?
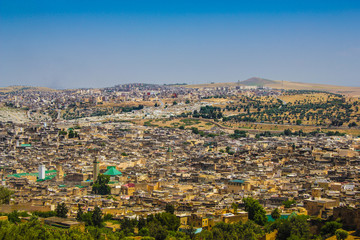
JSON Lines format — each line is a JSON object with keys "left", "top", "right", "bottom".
{"left": 1, "top": 1, "right": 360, "bottom": 89}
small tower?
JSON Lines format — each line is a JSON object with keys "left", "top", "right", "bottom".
{"left": 166, "top": 147, "right": 173, "bottom": 161}
{"left": 93, "top": 157, "right": 100, "bottom": 182}
{"left": 39, "top": 165, "right": 46, "bottom": 180}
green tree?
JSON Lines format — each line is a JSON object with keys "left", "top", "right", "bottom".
{"left": 92, "top": 174, "right": 111, "bottom": 195}
{"left": 55, "top": 202, "right": 68, "bottom": 218}
{"left": 0, "top": 186, "right": 13, "bottom": 204}
{"left": 68, "top": 129, "right": 75, "bottom": 138}
{"left": 148, "top": 221, "right": 168, "bottom": 240}
{"left": 243, "top": 197, "right": 267, "bottom": 225}
{"left": 335, "top": 229, "right": 348, "bottom": 240}
{"left": 210, "top": 220, "right": 263, "bottom": 240}
{"left": 165, "top": 204, "right": 175, "bottom": 214}
{"left": 76, "top": 204, "right": 83, "bottom": 221}
{"left": 7, "top": 210, "right": 21, "bottom": 223}
{"left": 231, "top": 202, "right": 238, "bottom": 213}
{"left": 139, "top": 227, "right": 150, "bottom": 236}
{"left": 103, "top": 213, "right": 113, "bottom": 221}
{"left": 197, "top": 229, "right": 213, "bottom": 240}
{"left": 32, "top": 210, "right": 56, "bottom": 218}
{"left": 119, "top": 217, "right": 136, "bottom": 235}
{"left": 274, "top": 215, "right": 310, "bottom": 240}
{"left": 81, "top": 212, "right": 93, "bottom": 226}
{"left": 271, "top": 208, "right": 281, "bottom": 220}
{"left": 156, "top": 212, "right": 180, "bottom": 231}
{"left": 92, "top": 205, "right": 103, "bottom": 227}
{"left": 283, "top": 199, "right": 296, "bottom": 208}
{"left": 321, "top": 221, "right": 342, "bottom": 236}
{"left": 191, "top": 127, "right": 199, "bottom": 134}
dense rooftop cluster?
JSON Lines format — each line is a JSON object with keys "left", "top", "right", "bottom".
{"left": 0, "top": 84, "right": 359, "bottom": 239}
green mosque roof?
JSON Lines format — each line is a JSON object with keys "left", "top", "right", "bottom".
{"left": 103, "top": 166, "right": 122, "bottom": 176}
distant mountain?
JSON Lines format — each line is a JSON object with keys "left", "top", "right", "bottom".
{"left": 239, "top": 77, "right": 276, "bottom": 86}
{"left": 185, "top": 77, "right": 360, "bottom": 97}
{"left": 0, "top": 86, "right": 56, "bottom": 93}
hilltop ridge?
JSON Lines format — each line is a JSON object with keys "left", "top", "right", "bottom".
{"left": 239, "top": 77, "right": 276, "bottom": 86}
{"left": 2, "top": 77, "right": 360, "bottom": 97}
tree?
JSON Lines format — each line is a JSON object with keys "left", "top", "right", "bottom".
{"left": 81, "top": 212, "right": 93, "bottom": 226}
{"left": 138, "top": 216, "right": 147, "bottom": 230}
{"left": 271, "top": 208, "right": 281, "bottom": 220}
{"left": 209, "top": 220, "right": 263, "bottom": 240}
{"left": 191, "top": 127, "right": 199, "bottom": 134}
{"left": 187, "top": 223, "right": 196, "bottom": 240}
{"left": 0, "top": 186, "right": 13, "bottom": 204}
{"left": 274, "top": 215, "right": 310, "bottom": 240}
{"left": 283, "top": 199, "right": 296, "bottom": 208}
{"left": 348, "top": 122, "right": 357, "bottom": 128}
{"left": 55, "top": 202, "right": 68, "bottom": 218}
{"left": 103, "top": 213, "right": 113, "bottom": 221}
{"left": 335, "top": 229, "right": 348, "bottom": 240}
{"left": 68, "top": 129, "right": 75, "bottom": 138}
{"left": 8, "top": 210, "right": 21, "bottom": 223}
{"left": 32, "top": 210, "right": 56, "bottom": 218}
{"left": 92, "top": 174, "right": 111, "bottom": 195}
{"left": 92, "top": 206, "right": 103, "bottom": 227}
{"left": 321, "top": 221, "right": 342, "bottom": 236}
{"left": 284, "top": 129, "right": 292, "bottom": 136}
{"left": 243, "top": 197, "right": 267, "bottom": 225}
{"left": 165, "top": 204, "right": 175, "bottom": 214}
{"left": 139, "top": 227, "right": 150, "bottom": 236}
{"left": 76, "top": 204, "right": 83, "bottom": 221}
{"left": 231, "top": 202, "right": 238, "bottom": 213}
{"left": 197, "top": 229, "right": 213, "bottom": 240}
{"left": 173, "top": 101, "right": 178, "bottom": 106}
{"left": 148, "top": 221, "right": 168, "bottom": 240}
{"left": 156, "top": 212, "right": 180, "bottom": 231}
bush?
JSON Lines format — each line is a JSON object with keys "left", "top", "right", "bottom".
{"left": 321, "top": 221, "right": 342, "bottom": 236}
{"left": 335, "top": 229, "right": 348, "bottom": 240}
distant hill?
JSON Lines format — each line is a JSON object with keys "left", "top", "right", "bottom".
{"left": 185, "top": 77, "right": 360, "bottom": 97}
{"left": 0, "top": 86, "right": 56, "bottom": 93}
{"left": 239, "top": 77, "right": 276, "bottom": 86}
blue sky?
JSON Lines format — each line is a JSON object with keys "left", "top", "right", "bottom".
{"left": 1, "top": 1, "right": 360, "bottom": 88}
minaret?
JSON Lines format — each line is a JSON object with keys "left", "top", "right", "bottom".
{"left": 39, "top": 165, "right": 46, "bottom": 180}
{"left": 56, "top": 164, "right": 64, "bottom": 182}
{"left": 93, "top": 157, "right": 100, "bottom": 182}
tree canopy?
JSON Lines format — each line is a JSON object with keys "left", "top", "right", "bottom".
{"left": 0, "top": 186, "right": 13, "bottom": 205}
{"left": 55, "top": 202, "right": 68, "bottom": 218}
{"left": 243, "top": 197, "right": 267, "bottom": 226}
{"left": 92, "top": 174, "right": 111, "bottom": 195}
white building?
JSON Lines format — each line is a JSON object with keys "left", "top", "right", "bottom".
{"left": 39, "top": 165, "right": 46, "bottom": 180}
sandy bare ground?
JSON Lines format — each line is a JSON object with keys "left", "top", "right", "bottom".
{"left": 0, "top": 107, "right": 29, "bottom": 123}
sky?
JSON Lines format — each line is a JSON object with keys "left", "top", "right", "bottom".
{"left": 1, "top": 1, "right": 360, "bottom": 89}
